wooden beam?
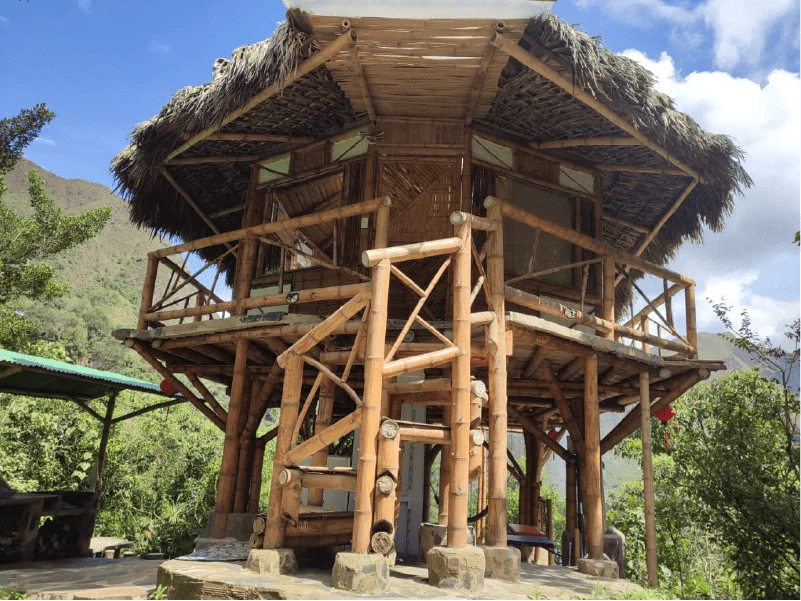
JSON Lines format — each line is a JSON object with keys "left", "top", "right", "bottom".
{"left": 465, "top": 37, "right": 497, "bottom": 125}
{"left": 166, "top": 155, "right": 262, "bottom": 166}
{"left": 533, "top": 137, "right": 640, "bottom": 149}
{"left": 603, "top": 214, "right": 650, "bottom": 235}
{"left": 633, "top": 179, "right": 699, "bottom": 258}
{"left": 182, "top": 132, "right": 313, "bottom": 143}
{"left": 640, "top": 372, "right": 659, "bottom": 587}
{"left": 493, "top": 34, "right": 706, "bottom": 183}
{"left": 594, "top": 163, "right": 688, "bottom": 177}
{"left": 167, "top": 30, "right": 355, "bottom": 161}
{"left": 209, "top": 204, "right": 244, "bottom": 219}
{"left": 543, "top": 367, "right": 585, "bottom": 456}
{"left": 508, "top": 406, "right": 571, "bottom": 462}
{"left": 160, "top": 168, "right": 228, "bottom": 242}
{"left": 348, "top": 43, "right": 376, "bottom": 123}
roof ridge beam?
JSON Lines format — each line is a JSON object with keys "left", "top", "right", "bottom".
{"left": 532, "top": 137, "right": 639, "bottom": 149}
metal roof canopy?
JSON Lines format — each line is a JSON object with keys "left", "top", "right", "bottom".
{"left": 0, "top": 348, "right": 171, "bottom": 402}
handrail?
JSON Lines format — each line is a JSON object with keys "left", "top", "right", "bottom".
{"left": 484, "top": 196, "right": 694, "bottom": 286}
{"left": 152, "top": 196, "right": 391, "bottom": 258}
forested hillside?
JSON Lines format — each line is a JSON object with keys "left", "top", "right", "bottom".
{"left": 2, "top": 158, "right": 167, "bottom": 372}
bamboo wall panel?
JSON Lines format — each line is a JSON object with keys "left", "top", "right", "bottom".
{"left": 310, "top": 17, "right": 527, "bottom": 118}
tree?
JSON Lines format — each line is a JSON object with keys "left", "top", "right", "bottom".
{"left": 0, "top": 105, "right": 111, "bottom": 350}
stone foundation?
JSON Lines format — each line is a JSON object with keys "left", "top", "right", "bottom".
{"left": 246, "top": 548, "right": 297, "bottom": 575}
{"left": 426, "top": 546, "right": 485, "bottom": 591}
{"left": 418, "top": 523, "right": 475, "bottom": 560}
{"left": 604, "top": 527, "right": 626, "bottom": 578}
{"left": 481, "top": 545, "right": 521, "bottom": 581}
{"left": 577, "top": 558, "right": 619, "bottom": 579}
{"left": 331, "top": 552, "right": 389, "bottom": 594}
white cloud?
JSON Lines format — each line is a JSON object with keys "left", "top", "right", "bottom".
{"left": 619, "top": 49, "right": 800, "bottom": 339}
{"left": 573, "top": 0, "right": 799, "bottom": 71}
{"left": 0, "top": 16, "right": 9, "bottom": 23}
{"left": 33, "top": 137, "right": 56, "bottom": 147}
{"left": 697, "top": 271, "right": 799, "bottom": 341}
{"left": 148, "top": 39, "right": 171, "bottom": 55}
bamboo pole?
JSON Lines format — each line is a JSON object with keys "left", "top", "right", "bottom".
{"left": 352, "top": 258, "right": 391, "bottom": 554}
{"left": 601, "top": 371, "right": 703, "bottom": 454}
{"left": 373, "top": 422, "right": 401, "bottom": 551}
{"left": 383, "top": 347, "right": 460, "bottom": 379}
{"left": 485, "top": 199, "right": 508, "bottom": 548}
{"left": 168, "top": 30, "right": 355, "bottom": 160}
{"left": 438, "top": 405, "right": 452, "bottom": 526}
{"left": 685, "top": 284, "right": 698, "bottom": 359}
{"left": 423, "top": 444, "right": 433, "bottom": 523}
{"left": 449, "top": 212, "right": 500, "bottom": 232}
{"left": 640, "top": 372, "right": 658, "bottom": 587}
{"left": 248, "top": 438, "right": 267, "bottom": 513}
{"left": 602, "top": 257, "right": 615, "bottom": 340}
{"left": 161, "top": 168, "right": 226, "bottom": 241}
{"left": 263, "top": 353, "right": 303, "bottom": 549}
{"left": 185, "top": 373, "right": 228, "bottom": 422}
{"left": 307, "top": 371, "right": 337, "bottom": 507}
{"left": 544, "top": 368, "right": 585, "bottom": 456}
{"left": 145, "top": 283, "right": 368, "bottom": 322}
{"left": 362, "top": 237, "right": 462, "bottom": 268}
{"left": 565, "top": 451, "right": 577, "bottom": 566}
{"left": 484, "top": 197, "right": 694, "bottom": 286}
{"left": 400, "top": 426, "right": 451, "bottom": 445}
{"left": 465, "top": 37, "right": 497, "bottom": 125}
{"left": 532, "top": 137, "right": 640, "bottom": 149}
{"left": 493, "top": 34, "right": 704, "bottom": 182}
{"left": 277, "top": 287, "right": 372, "bottom": 367}
{"left": 634, "top": 180, "right": 699, "bottom": 257}
{"left": 348, "top": 44, "right": 377, "bottom": 123}
{"left": 623, "top": 283, "right": 684, "bottom": 328}
{"left": 182, "top": 132, "right": 313, "bottom": 143}
{"left": 386, "top": 378, "right": 451, "bottom": 395}
{"left": 212, "top": 339, "right": 249, "bottom": 538}
{"left": 155, "top": 196, "right": 388, "bottom": 258}
{"left": 508, "top": 406, "right": 570, "bottom": 462}
{"left": 138, "top": 256, "right": 159, "bottom": 330}
{"left": 583, "top": 354, "right": 603, "bottom": 559}
{"left": 283, "top": 409, "right": 362, "bottom": 467}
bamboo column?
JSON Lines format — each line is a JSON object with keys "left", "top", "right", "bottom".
{"left": 447, "top": 223, "right": 471, "bottom": 548}
{"left": 233, "top": 379, "right": 256, "bottom": 513}
{"left": 477, "top": 444, "right": 487, "bottom": 543}
{"left": 601, "top": 257, "right": 615, "bottom": 340}
{"left": 94, "top": 391, "right": 117, "bottom": 495}
{"left": 438, "top": 406, "right": 451, "bottom": 526}
{"left": 248, "top": 438, "right": 267, "bottom": 513}
{"left": 423, "top": 444, "right": 433, "bottom": 523}
{"left": 373, "top": 420, "right": 401, "bottom": 554}
{"left": 564, "top": 450, "right": 577, "bottom": 566}
{"left": 583, "top": 354, "right": 604, "bottom": 559}
{"left": 212, "top": 338, "right": 249, "bottom": 538}
{"left": 138, "top": 256, "right": 159, "bottom": 330}
{"left": 263, "top": 353, "right": 303, "bottom": 548}
{"left": 685, "top": 284, "right": 698, "bottom": 359}
{"left": 640, "top": 372, "right": 658, "bottom": 586}
{"left": 484, "top": 198, "right": 508, "bottom": 548}
{"left": 307, "top": 374, "right": 336, "bottom": 507}
{"left": 351, "top": 258, "right": 391, "bottom": 554}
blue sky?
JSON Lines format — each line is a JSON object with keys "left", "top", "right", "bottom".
{"left": 1, "top": 0, "right": 799, "bottom": 339}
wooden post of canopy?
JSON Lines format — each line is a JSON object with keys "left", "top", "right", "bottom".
{"left": 307, "top": 373, "right": 336, "bottom": 507}
{"left": 447, "top": 223, "right": 471, "bottom": 548}
{"left": 484, "top": 197, "right": 508, "bottom": 548}
{"left": 373, "top": 420, "right": 401, "bottom": 554}
{"left": 477, "top": 444, "right": 487, "bottom": 543}
{"left": 212, "top": 338, "right": 249, "bottom": 538}
{"left": 263, "top": 353, "right": 303, "bottom": 548}
{"left": 640, "top": 372, "right": 658, "bottom": 586}
{"left": 583, "top": 354, "right": 603, "bottom": 559}
{"left": 94, "top": 391, "right": 117, "bottom": 495}
{"left": 233, "top": 380, "right": 256, "bottom": 512}
{"left": 602, "top": 257, "right": 615, "bottom": 340}
{"left": 248, "top": 438, "right": 267, "bottom": 513}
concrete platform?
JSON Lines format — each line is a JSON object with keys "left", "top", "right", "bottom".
{"left": 0, "top": 557, "right": 161, "bottom": 599}
{"left": 156, "top": 558, "right": 641, "bottom": 599}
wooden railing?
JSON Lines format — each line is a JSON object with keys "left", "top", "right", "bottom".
{"left": 483, "top": 196, "right": 698, "bottom": 359}
{"left": 136, "top": 197, "right": 391, "bottom": 330}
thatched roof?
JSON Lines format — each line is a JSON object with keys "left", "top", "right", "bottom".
{"left": 112, "top": 12, "right": 750, "bottom": 302}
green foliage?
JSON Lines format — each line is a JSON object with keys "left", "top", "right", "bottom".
{"left": 0, "top": 584, "right": 27, "bottom": 601}
{"left": 0, "top": 106, "right": 111, "bottom": 352}
{"left": 147, "top": 585, "right": 168, "bottom": 600}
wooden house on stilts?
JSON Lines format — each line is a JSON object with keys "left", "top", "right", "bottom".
{"left": 112, "top": 0, "right": 749, "bottom": 592}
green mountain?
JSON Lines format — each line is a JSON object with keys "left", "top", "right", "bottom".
{"left": 3, "top": 158, "right": 167, "bottom": 371}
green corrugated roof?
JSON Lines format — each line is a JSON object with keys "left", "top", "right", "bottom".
{"left": 0, "top": 348, "right": 167, "bottom": 400}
